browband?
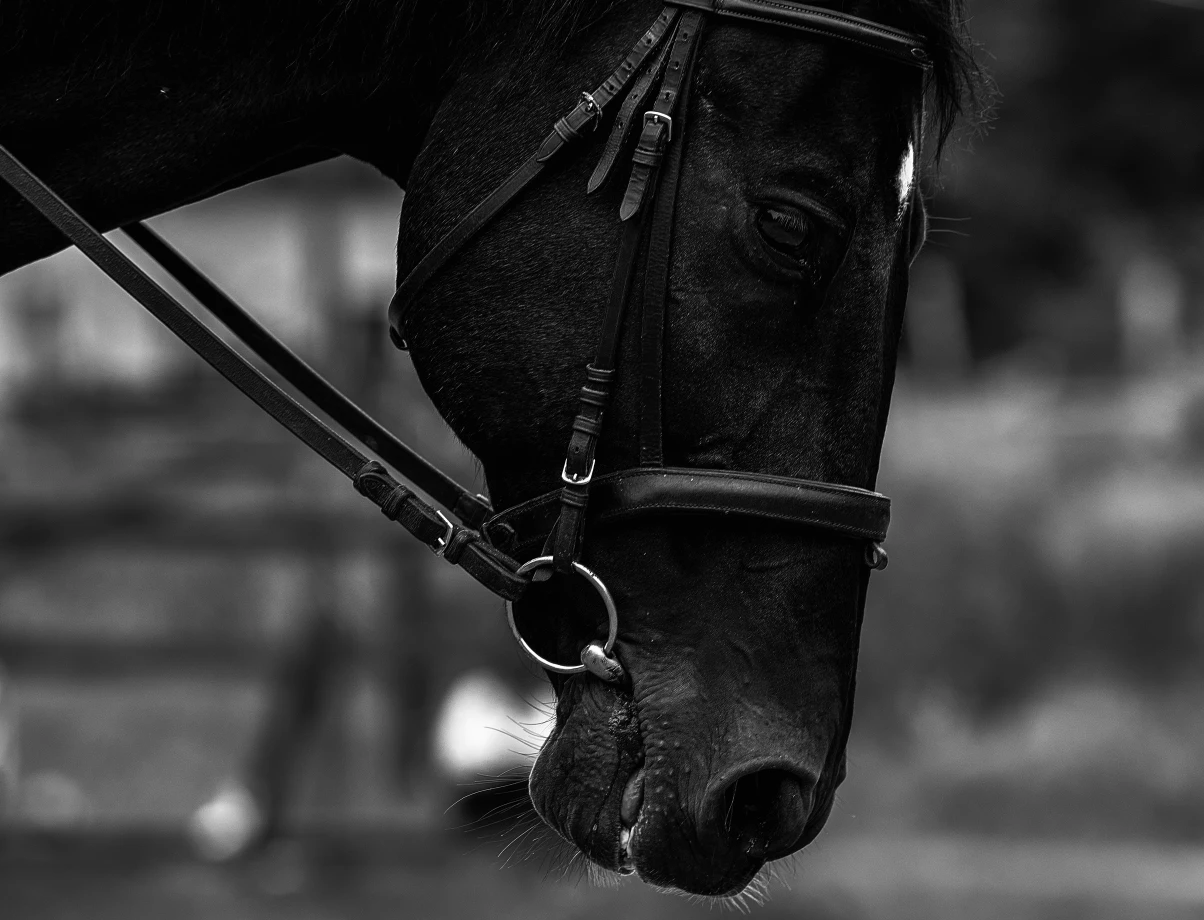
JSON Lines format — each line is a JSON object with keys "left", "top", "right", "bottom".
{"left": 483, "top": 468, "right": 890, "bottom": 555}
{"left": 668, "top": 0, "right": 929, "bottom": 67}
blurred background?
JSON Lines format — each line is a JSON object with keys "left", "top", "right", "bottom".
{"left": 3, "top": 1, "right": 1204, "bottom": 917}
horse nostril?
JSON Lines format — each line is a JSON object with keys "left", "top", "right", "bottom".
{"left": 718, "top": 769, "right": 812, "bottom": 857}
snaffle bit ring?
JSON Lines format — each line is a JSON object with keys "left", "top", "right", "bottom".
{"left": 507, "top": 556, "right": 624, "bottom": 682}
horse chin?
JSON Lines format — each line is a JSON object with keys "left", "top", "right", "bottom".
{"left": 527, "top": 671, "right": 819, "bottom": 897}
{"left": 527, "top": 677, "right": 643, "bottom": 870}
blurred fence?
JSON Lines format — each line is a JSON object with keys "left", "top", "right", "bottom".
{"left": 1, "top": 153, "right": 1204, "bottom": 843}
{"left": 0, "top": 163, "right": 540, "bottom": 833}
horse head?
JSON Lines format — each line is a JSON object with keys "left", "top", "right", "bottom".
{"left": 397, "top": 0, "right": 973, "bottom": 897}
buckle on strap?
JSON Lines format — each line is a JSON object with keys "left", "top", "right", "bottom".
{"left": 431, "top": 510, "right": 455, "bottom": 557}
{"left": 580, "top": 91, "right": 602, "bottom": 123}
{"left": 562, "top": 458, "right": 596, "bottom": 486}
{"left": 643, "top": 111, "right": 672, "bottom": 142}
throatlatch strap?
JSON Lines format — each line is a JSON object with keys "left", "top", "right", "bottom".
{"left": 388, "top": 5, "right": 682, "bottom": 348}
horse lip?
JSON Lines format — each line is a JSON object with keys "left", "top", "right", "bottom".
{"left": 617, "top": 825, "right": 637, "bottom": 875}
{"left": 617, "top": 765, "right": 645, "bottom": 875}
{"left": 620, "top": 765, "right": 645, "bottom": 826}
{"left": 617, "top": 805, "right": 648, "bottom": 876}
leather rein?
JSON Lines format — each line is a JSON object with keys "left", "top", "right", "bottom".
{"left": 0, "top": 0, "right": 929, "bottom": 684}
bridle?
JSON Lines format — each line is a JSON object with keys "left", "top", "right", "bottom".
{"left": 391, "top": 1, "right": 928, "bottom": 678}
{"left": 0, "top": 0, "right": 928, "bottom": 685}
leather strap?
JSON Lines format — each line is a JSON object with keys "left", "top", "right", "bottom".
{"left": 550, "top": 214, "right": 647, "bottom": 572}
{"left": 387, "top": 5, "right": 682, "bottom": 348}
{"left": 486, "top": 467, "right": 891, "bottom": 556}
{"left": 620, "top": 11, "right": 705, "bottom": 221}
{"left": 352, "top": 463, "right": 527, "bottom": 600}
{"left": 0, "top": 143, "right": 529, "bottom": 602}
{"left": 550, "top": 12, "right": 706, "bottom": 572}
{"left": 637, "top": 38, "right": 696, "bottom": 467}
{"left": 122, "top": 221, "right": 493, "bottom": 529}
{"left": 667, "top": 0, "right": 930, "bottom": 68}
{"left": 587, "top": 27, "right": 678, "bottom": 195}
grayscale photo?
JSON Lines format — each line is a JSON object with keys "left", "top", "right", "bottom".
{"left": 0, "top": 1, "right": 1199, "bottom": 918}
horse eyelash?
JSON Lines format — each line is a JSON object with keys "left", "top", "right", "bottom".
{"left": 765, "top": 208, "right": 809, "bottom": 233}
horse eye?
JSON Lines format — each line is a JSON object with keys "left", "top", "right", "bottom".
{"left": 755, "top": 207, "right": 815, "bottom": 260}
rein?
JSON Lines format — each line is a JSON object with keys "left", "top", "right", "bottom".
{"left": 0, "top": 145, "right": 525, "bottom": 600}
{"left": 0, "top": 0, "right": 927, "bottom": 683}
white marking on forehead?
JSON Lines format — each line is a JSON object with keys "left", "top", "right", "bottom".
{"left": 897, "top": 141, "right": 916, "bottom": 214}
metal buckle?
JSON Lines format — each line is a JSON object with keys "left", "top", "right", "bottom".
{"left": 431, "top": 510, "right": 455, "bottom": 558}
{"left": 506, "top": 557, "right": 623, "bottom": 682}
{"left": 561, "top": 458, "right": 596, "bottom": 486}
{"left": 643, "top": 110, "right": 672, "bottom": 142}
{"left": 580, "top": 91, "right": 602, "bottom": 124}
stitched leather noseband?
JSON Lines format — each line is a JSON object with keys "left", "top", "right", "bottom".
{"left": 0, "top": 0, "right": 929, "bottom": 685}
{"left": 390, "top": 1, "right": 929, "bottom": 679}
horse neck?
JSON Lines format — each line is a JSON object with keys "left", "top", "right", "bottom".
{"left": 0, "top": 0, "right": 468, "bottom": 274}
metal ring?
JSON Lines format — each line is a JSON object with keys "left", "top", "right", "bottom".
{"left": 865, "top": 542, "right": 889, "bottom": 571}
{"left": 506, "top": 556, "right": 619, "bottom": 675}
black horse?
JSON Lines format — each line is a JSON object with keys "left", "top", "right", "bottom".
{"left": 0, "top": 0, "right": 980, "bottom": 898}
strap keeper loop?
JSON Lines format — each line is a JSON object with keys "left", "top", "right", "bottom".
{"left": 553, "top": 118, "right": 580, "bottom": 144}
{"left": 585, "top": 365, "right": 616, "bottom": 384}
{"left": 571, "top": 415, "right": 604, "bottom": 437}
{"left": 558, "top": 487, "right": 590, "bottom": 509}
{"left": 353, "top": 460, "right": 388, "bottom": 496}
{"left": 578, "top": 388, "right": 609, "bottom": 409}
{"left": 441, "top": 527, "right": 475, "bottom": 563}
{"left": 381, "top": 485, "right": 414, "bottom": 521}
{"left": 632, "top": 148, "right": 665, "bottom": 168}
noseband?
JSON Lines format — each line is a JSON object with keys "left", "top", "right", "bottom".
{"left": 390, "top": 1, "right": 929, "bottom": 679}
{"left": 0, "top": 0, "right": 928, "bottom": 686}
